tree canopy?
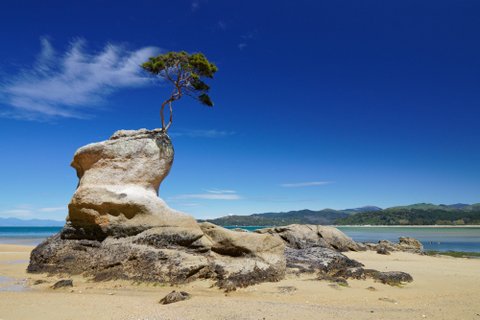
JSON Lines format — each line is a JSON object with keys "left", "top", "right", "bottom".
{"left": 142, "top": 51, "right": 218, "bottom": 131}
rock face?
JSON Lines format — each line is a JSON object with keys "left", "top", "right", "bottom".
{"left": 159, "top": 291, "right": 191, "bottom": 304}
{"left": 256, "top": 224, "right": 413, "bottom": 287}
{"left": 27, "top": 128, "right": 414, "bottom": 290}
{"left": 256, "top": 224, "right": 364, "bottom": 252}
{"left": 365, "top": 237, "right": 424, "bottom": 254}
{"left": 256, "top": 225, "right": 365, "bottom": 278}
{"left": 28, "top": 129, "right": 285, "bottom": 289}
{"left": 65, "top": 129, "right": 197, "bottom": 240}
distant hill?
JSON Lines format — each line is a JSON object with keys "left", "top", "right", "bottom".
{"left": 336, "top": 203, "right": 480, "bottom": 225}
{"left": 203, "top": 203, "right": 480, "bottom": 226}
{"left": 341, "top": 206, "right": 382, "bottom": 214}
{"left": 0, "top": 217, "right": 64, "bottom": 227}
{"left": 201, "top": 209, "right": 352, "bottom": 226}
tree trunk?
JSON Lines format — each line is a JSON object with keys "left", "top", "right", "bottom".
{"left": 160, "top": 100, "right": 168, "bottom": 131}
{"left": 165, "top": 101, "right": 173, "bottom": 131}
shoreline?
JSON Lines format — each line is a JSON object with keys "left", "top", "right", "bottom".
{"left": 1, "top": 244, "right": 480, "bottom": 319}
{"left": 334, "top": 225, "right": 480, "bottom": 228}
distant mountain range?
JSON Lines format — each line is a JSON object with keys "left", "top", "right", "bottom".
{"left": 2, "top": 203, "right": 479, "bottom": 226}
{"left": 202, "top": 203, "right": 480, "bottom": 226}
{"left": 0, "top": 217, "right": 64, "bottom": 227}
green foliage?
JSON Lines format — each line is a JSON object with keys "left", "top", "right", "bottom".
{"left": 201, "top": 204, "right": 480, "bottom": 227}
{"left": 425, "top": 251, "right": 480, "bottom": 259}
{"left": 201, "top": 209, "right": 350, "bottom": 226}
{"left": 141, "top": 51, "right": 218, "bottom": 129}
{"left": 335, "top": 205, "right": 480, "bottom": 225}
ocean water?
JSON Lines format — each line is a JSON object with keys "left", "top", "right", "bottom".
{"left": 1, "top": 226, "right": 479, "bottom": 252}
{"left": 336, "top": 226, "right": 480, "bottom": 253}
{"left": 227, "top": 226, "right": 480, "bottom": 253}
{"left": 0, "top": 227, "right": 62, "bottom": 246}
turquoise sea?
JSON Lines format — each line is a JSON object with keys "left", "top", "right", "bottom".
{"left": 1, "top": 226, "right": 479, "bottom": 252}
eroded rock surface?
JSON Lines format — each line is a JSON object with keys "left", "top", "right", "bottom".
{"left": 365, "top": 237, "right": 424, "bottom": 254}
{"left": 159, "top": 291, "right": 191, "bottom": 304}
{"left": 27, "top": 128, "right": 413, "bottom": 290}
{"left": 256, "top": 224, "right": 364, "bottom": 252}
{"left": 65, "top": 129, "right": 197, "bottom": 240}
{"left": 28, "top": 129, "right": 285, "bottom": 290}
{"left": 257, "top": 224, "right": 414, "bottom": 287}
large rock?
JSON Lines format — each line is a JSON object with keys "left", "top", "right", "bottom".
{"left": 256, "top": 224, "right": 364, "bottom": 251}
{"left": 28, "top": 129, "right": 285, "bottom": 289}
{"left": 64, "top": 129, "right": 197, "bottom": 240}
{"left": 285, "top": 247, "right": 363, "bottom": 273}
{"left": 365, "top": 237, "right": 424, "bottom": 254}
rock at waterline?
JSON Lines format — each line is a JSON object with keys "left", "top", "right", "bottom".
{"left": 256, "top": 224, "right": 364, "bottom": 252}
{"left": 28, "top": 129, "right": 286, "bottom": 290}
{"left": 27, "top": 128, "right": 413, "bottom": 290}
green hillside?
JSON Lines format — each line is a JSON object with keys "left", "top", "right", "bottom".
{"left": 336, "top": 203, "right": 480, "bottom": 225}
{"left": 202, "top": 203, "right": 480, "bottom": 226}
{"left": 202, "top": 209, "right": 351, "bottom": 226}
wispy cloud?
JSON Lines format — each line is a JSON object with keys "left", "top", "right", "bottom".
{"left": 169, "top": 129, "right": 235, "bottom": 138}
{"left": 237, "top": 31, "right": 257, "bottom": 50}
{"left": 205, "top": 189, "right": 237, "bottom": 194}
{"left": 0, "top": 209, "right": 33, "bottom": 218}
{"left": 0, "top": 205, "right": 66, "bottom": 218}
{"left": 171, "top": 189, "right": 242, "bottom": 201}
{"left": 280, "top": 181, "right": 333, "bottom": 188}
{"left": 176, "top": 202, "right": 201, "bottom": 207}
{"left": 38, "top": 206, "right": 66, "bottom": 212}
{"left": 0, "top": 38, "right": 160, "bottom": 120}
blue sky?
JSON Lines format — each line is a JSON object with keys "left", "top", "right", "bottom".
{"left": 0, "top": 0, "right": 479, "bottom": 220}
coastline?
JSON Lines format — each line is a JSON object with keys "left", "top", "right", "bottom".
{"left": 334, "top": 225, "right": 480, "bottom": 228}
{"left": 1, "top": 244, "right": 480, "bottom": 319}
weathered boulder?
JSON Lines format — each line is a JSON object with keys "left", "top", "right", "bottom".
{"left": 258, "top": 224, "right": 414, "bottom": 287}
{"left": 51, "top": 279, "right": 73, "bottom": 289}
{"left": 398, "top": 237, "right": 424, "bottom": 253}
{"left": 376, "top": 246, "right": 391, "bottom": 255}
{"left": 256, "top": 224, "right": 364, "bottom": 251}
{"left": 64, "top": 129, "right": 198, "bottom": 240}
{"left": 28, "top": 129, "right": 285, "bottom": 290}
{"left": 364, "top": 237, "right": 424, "bottom": 254}
{"left": 367, "top": 270, "right": 413, "bottom": 286}
{"left": 159, "top": 291, "right": 191, "bottom": 304}
{"left": 285, "top": 247, "right": 363, "bottom": 273}
{"left": 27, "top": 128, "right": 413, "bottom": 290}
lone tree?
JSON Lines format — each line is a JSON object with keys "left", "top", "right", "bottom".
{"left": 141, "top": 51, "right": 218, "bottom": 132}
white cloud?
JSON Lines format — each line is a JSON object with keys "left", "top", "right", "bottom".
{"left": 0, "top": 209, "right": 33, "bottom": 218}
{"left": 0, "top": 38, "right": 160, "bottom": 120}
{"left": 238, "top": 43, "right": 247, "bottom": 50}
{"left": 169, "top": 129, "right": 235, "bottom": 138}
{"left": 280, "top": 181, "right": 333, "bottom": 188}
{"left": 171, "top": 189, "right": 242, "bottom": 201}
{"left": 38, "top": 207, "right": 66, "bottom": 212}
{"left": 176, "top": 202, "right": 201, "bottom": 207}
{"left": 205, "top": 189, "right": 236, "bottom": 194}
{"left": 0, "top": 205, "right": 66, "bottom": 219}
{"left": 173, "top": 193, "right": 242, "bottom": 200}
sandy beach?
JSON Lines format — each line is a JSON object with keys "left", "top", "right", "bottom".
{"left": 0, "top": 244, "right": 478, "bottom": 320}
